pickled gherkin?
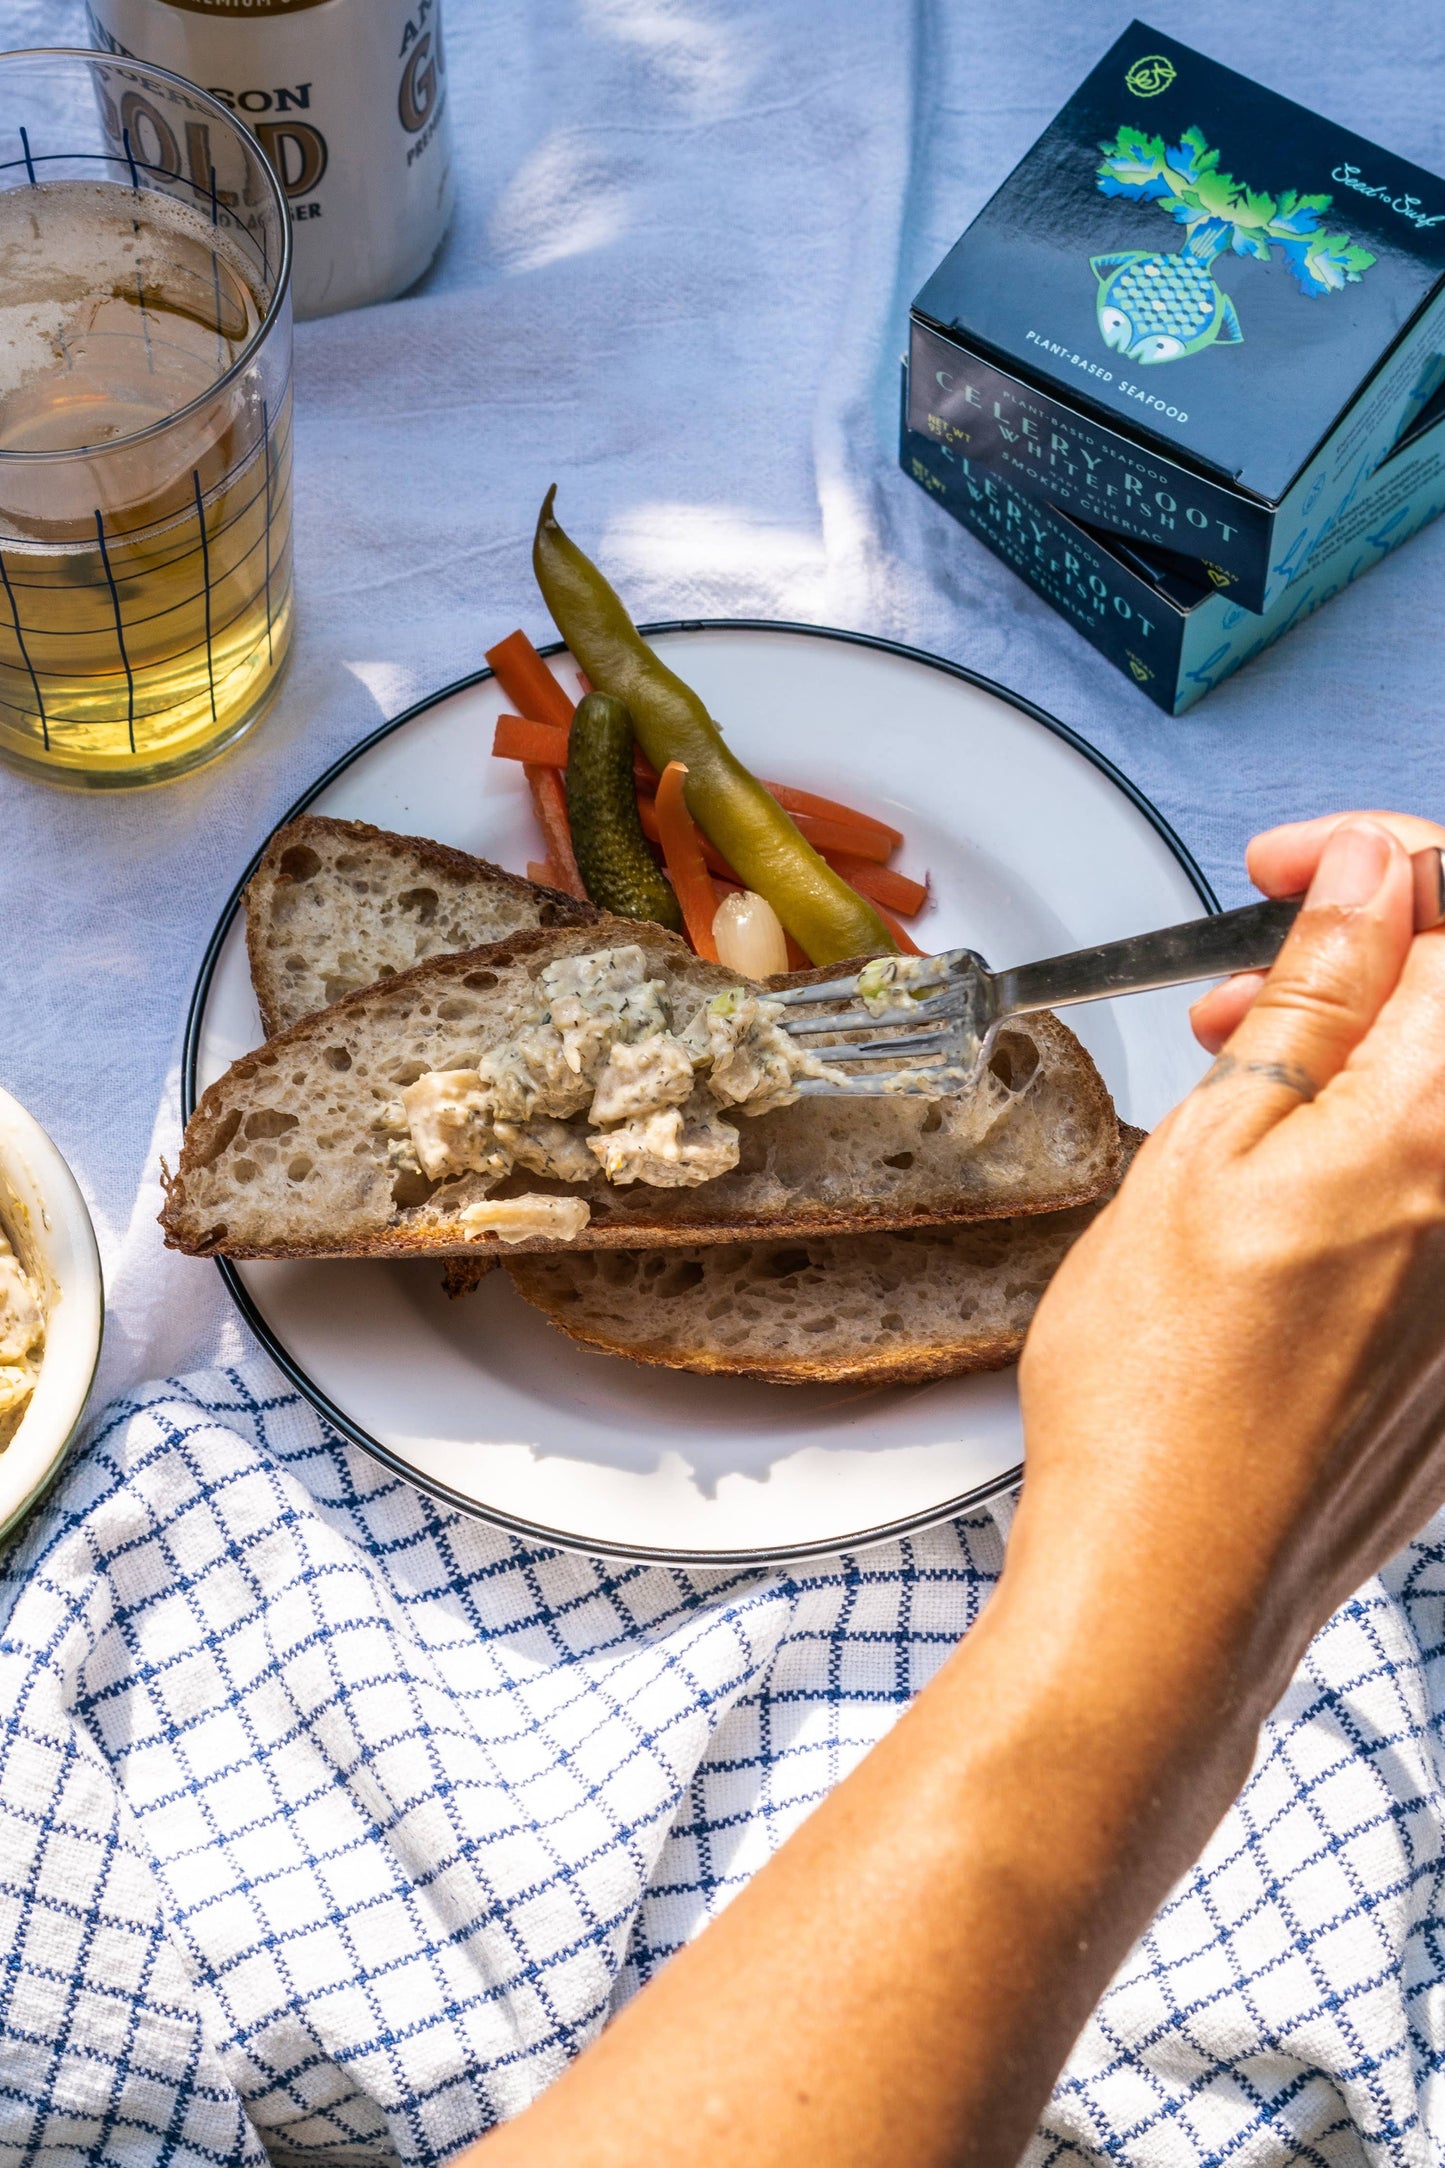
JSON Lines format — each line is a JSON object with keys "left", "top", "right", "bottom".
{"left": 565, "top": 691, "right": 682, "bottom": 931}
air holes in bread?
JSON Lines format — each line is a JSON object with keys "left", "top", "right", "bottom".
{"left": 883, "top": 1152, "right": 914, "bottom": 1170}
{"left": 193, "top": 1107, "right": 242, "bottom": 1166}
{"left": 279, "top": 844, "right": 322, "bottom": 882}
{"left": 244, "top": 1108, "right": 299, "bottom": 1140}
{"left": 287, "top": 1157, "right": 314, "bottom": 1183}
{"left": 463, "top": 970, "right": 498, "bottom": 990}
{"left": 765, "top": 1248, "right": 810, "bottom": 1279}
{"left": 324, "top": 1046, "right": 352, "bottom": 1072}
{"left": 392, "top": 1168, "right": 438, "bottom": 1209}
{"left": 990, "top": 1032, "right": 1041, "bottom": 1092}
{"left": 657, "top": 1260, "right": 705, "bottom": 1296}
{"left": 233, "top": 1159, "right": 258, "bottom": 1184}
{"left": 399, "top": 887, "right": 439, "bottom": 924}
{"left": 920, "top": 1105, "right": 943, "bottom": 1134}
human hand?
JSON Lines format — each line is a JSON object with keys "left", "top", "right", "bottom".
{"left": 1011, "top": 813, "right": 1445, "bottom": 1811}
{"left": 1191, "top": 810, "right": 1445, "bottom": 1051}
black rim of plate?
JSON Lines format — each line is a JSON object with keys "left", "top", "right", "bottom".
{"left": 183, "top": 620, "right": 1218, "bottom": 1568}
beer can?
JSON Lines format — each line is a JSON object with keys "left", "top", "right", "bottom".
{"left": 85, "top": 0, "right": 454, "bottom": 319}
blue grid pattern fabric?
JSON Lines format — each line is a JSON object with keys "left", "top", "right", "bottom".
{"left": 1, "top": 1360, "right": 1443, "bottom": 2166}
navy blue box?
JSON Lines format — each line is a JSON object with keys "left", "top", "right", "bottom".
{"left": 910, "top": 21, "right": 1445, "bottom": 613}
{"left": 901, "top": 364, "right": 1445, "bottom": 713}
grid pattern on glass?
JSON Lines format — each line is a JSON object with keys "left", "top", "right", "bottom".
{"left": 0, "top": 53, "right": 293, "bottom": 782}
{"left": 0, "top": 391, "right": 293, "bottom": 760}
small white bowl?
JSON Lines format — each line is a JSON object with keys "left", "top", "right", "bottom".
{"left": 0, "top": 1087, "right": 102, "bottom": 1543}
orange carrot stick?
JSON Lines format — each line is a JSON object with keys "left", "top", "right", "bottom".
{"left": 527, "top": 859, "right": 563, "bottom": 888}
{"left": 494, "top": 713, "right": 570, "bottom": 765}
{"left": 627, "top": 745, "right": 897, "bottom": 848}
{"left": 489, "top": 712, "right": 898, "bottom": 856}
{"left": 788, "top": 810, "right": 890, "bottom": 864}
{"left": 491, "top": 713, "right": 897, "bottom": 866}
{"left": 486, "top": 630, "right": 575, "bottom": 731}
{"left": 763, "top": 783, "right": 901, "bottom": 853}
{"left": 632, "top": 761, "right": 900, "bottom": 853}
{"left": 824, "top": 855, "right": 929, "bottom": 917}
{"left": 638, "top": 785, "right": 890, "bottom": 869}
{"left": 523, "top": 763, "right": 586, "bottom": 899}
{"left": 637, "top": 793, "right": 744, "bottom": 885}
{"left": 654, "top": 762, "right": 718, "bottom": 959}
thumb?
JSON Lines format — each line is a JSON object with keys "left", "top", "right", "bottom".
{"left": 1205, "top": 817, "right": 1415, "bottom": 1134}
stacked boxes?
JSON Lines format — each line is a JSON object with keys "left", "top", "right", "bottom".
{"left": 903, "top": 21, "right": 1445, "bottom": 711}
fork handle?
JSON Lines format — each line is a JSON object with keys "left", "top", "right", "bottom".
{"left": 992, "top": 845, "right": 1445, "bottom": 1019}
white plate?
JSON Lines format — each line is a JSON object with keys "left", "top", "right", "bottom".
{"left": 186, "top": 623, "right": 1213, "bottom": 1564}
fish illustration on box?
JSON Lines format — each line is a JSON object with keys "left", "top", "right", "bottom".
{"left": 1091, "top": 125, "right": 1376, "bottom": 364}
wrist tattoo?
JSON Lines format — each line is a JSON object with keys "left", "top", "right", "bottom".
{"left": 1201, "top": 1053, "right": 1318, "bottom": 1102}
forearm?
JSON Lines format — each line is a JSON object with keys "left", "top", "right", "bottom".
{"left": 468, "top": 1557, "right": 1265, "bottom": 2168}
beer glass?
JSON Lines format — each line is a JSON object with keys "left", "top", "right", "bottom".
{"left": 0, "top": 50, "right": 293, "bottom": 788}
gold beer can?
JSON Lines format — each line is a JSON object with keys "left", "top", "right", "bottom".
{"left": 86, "top": 0, "right": 455, "bottom": 319}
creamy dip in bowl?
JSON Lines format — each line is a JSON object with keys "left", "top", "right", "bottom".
{"left": 0, "top": 1087, "right": 102, "bottom": 1542}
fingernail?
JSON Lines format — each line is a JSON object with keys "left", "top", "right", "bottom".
{"left": 1308, "top": 820, "right": 1392, "bottom": 909}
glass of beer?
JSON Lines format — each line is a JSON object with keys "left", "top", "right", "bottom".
{"left": 0, "top": 49, "right": 293, "bottom": 788}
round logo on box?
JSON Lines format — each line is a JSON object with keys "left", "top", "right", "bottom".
{"left": 1125, "top": 55, "right": 1176, "bottom": 97}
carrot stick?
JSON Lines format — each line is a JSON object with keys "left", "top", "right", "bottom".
{"left": 654, "top": 762, "right": 719, "bottom": 959}
{"left": 637, "top": 792, "right": 744, "bottom": 886}
{"left": 527, "top": 859, "right": 563, "bottom": 888}
{"left": 489, "top": 713, "right": 899, "bottom": 858}
{"left": 764, "top": 783, "right": 901, "bottom": 853}
{"left": 523, "top": 764, "right": 586, "bottom": 899}
{"left": 639, "top": 785, "right": 890, "bottom": 869}
{"left": 494, "top": 713, "right": 570, "bottom": 765}
{"left": 486, "top": 630, "right": 575, "bottom": 731}
{"left": 635, "top": 762, "right": 900, "bottom": 853}
{"left": 788, "top": 810, "right": 890, "bottom": 864}
{"left": 874, "top": 904, "right": 923, "bottom": 957}
{"left": 824, "top": 855, "right": 929, "bottom": 917}
{"left": 629, "top": 746, "right": 898, "bottom": 848}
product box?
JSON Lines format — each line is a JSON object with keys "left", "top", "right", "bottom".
{"left": 909, "top": 20, "right": 1445, "bottom": 613}
{"left": 901, "top": 365, "right": 1445, "bottom": 713}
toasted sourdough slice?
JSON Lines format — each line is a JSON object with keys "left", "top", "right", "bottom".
{"left": 163, "top": 920, "right": 1122, "bottom": 1261}
{"left": 247, "top": 814, "right": 600, "bottom": 1036}
{"left": 505, "top": 1128, "right": 1146, "bottom": 1385}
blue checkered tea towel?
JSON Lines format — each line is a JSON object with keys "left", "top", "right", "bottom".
{"left": 0, "top": 1360, "right": 1442, "bottom": 2167}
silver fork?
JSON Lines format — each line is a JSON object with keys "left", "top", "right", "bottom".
{"left": 772, "top": 846, "right": 1445, "bottom": 1097}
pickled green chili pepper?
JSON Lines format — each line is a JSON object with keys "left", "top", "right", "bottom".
{"left": 566, "top": 691, "right": 682, "bottom": 931}
{"left": 532, "top": 487, "right": 896, "bottom": 966}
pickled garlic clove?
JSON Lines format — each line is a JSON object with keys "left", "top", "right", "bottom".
{"left": 713, "top": 890, "right": 788, "bottom": 979}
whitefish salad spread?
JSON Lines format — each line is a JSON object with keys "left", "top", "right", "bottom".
{"left": 0, "top": 1221, "right": 43, "bottom": 1442}
{"left": 389, "top": 946, "right": 839, "bottom": 1242}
